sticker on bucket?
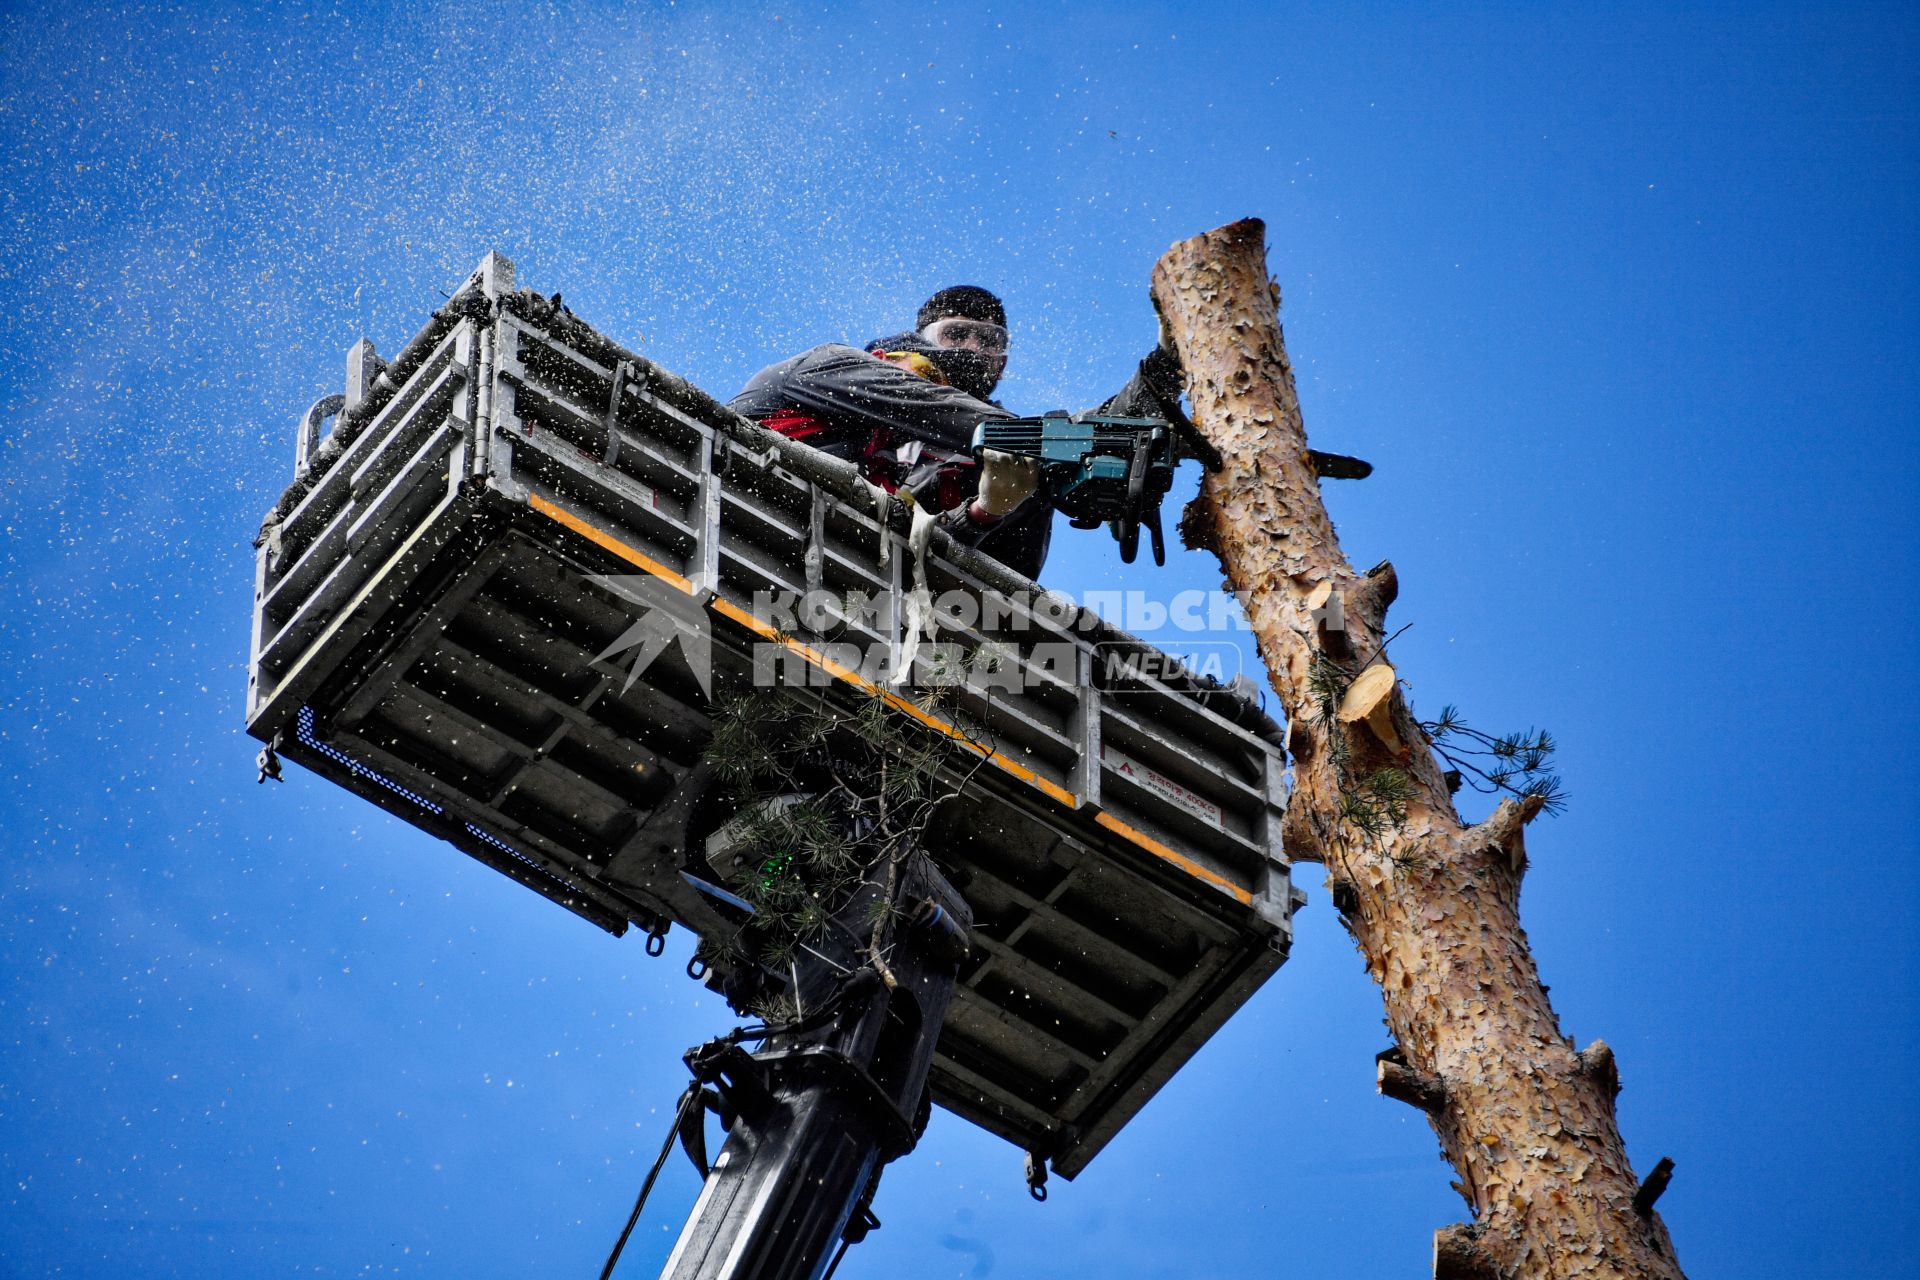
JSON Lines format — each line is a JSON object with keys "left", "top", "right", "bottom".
{"left": 1101, "top": 744, "right": 1223, "bottom": 830}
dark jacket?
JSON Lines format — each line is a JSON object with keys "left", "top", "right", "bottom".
{"left": 729, "top": 335, "right": 1180, "bottom": 581}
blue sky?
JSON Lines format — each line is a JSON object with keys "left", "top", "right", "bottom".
{"left": 1, "top": 1, "right": 1914, "bottom": 1276}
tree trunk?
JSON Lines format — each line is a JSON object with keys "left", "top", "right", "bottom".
{"left": 1150, "top": 219, "right": 1684, "bottom": 1279}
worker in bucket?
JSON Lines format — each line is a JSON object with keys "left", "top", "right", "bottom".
{"left": 728, "top": 285, "right": 1182, "bottom": 581}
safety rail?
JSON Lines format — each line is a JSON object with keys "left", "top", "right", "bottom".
{"left": 247, "top": 253, "right": 1302, "bottom": 1178}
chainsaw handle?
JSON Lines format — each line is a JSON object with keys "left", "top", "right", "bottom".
{"left": 1113, "top": 434, "right": 1153, "bottom": 564}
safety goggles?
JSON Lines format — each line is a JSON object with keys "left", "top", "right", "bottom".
{"left": 920, "top": 316, "right": 1009, "bottom": 354}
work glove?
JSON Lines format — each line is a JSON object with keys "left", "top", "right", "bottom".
{"left": 974, "top": 448, "right": 1040, "bottom": 518}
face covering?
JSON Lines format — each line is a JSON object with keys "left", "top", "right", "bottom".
{"left": 932, "top": 346, "right": 1002, "bottom": 399}
{"left": 867, "top": 332, "right": 1003, "bottom": 400}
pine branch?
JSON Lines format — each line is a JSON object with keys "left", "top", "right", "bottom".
{"left": 1421, "top": 710, "right": 1569, "bottom": 816}
{"left": 697, "top": 668, "right": 1001, "bottom": 985}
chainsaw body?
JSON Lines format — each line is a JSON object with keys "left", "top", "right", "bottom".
{"left": 971, "top": 411, "right": 1177, "bottom": 564}
{"left": 970, "top": 398, "right": 1370, "bottom": 567}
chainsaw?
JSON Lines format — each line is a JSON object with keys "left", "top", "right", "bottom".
{"left": 970, "top": 376, "right": 1371, "bottom": 566}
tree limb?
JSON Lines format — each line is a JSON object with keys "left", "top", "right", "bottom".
{"left": 1633, "top": 1157, "right": 1676, "bottom": 1216}
{"left": 1377, "top": 1056, "right": 1449, "bottom": 1114}
{"left": 1433, "top": 1224, "right": 1499, "bottom": 1280}
{"left": 1577, "top": 1039, "right": 1621, "bottom": 1098}
{"left": 1469, "top": 792, "right": 1546, "bottom": 871}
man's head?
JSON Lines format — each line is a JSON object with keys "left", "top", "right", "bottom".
{"left": 916, "top": 285, "right": 1005, "bottom": 332}
{"left": 916, "top": 285, "right": 1008, "bottom": 399}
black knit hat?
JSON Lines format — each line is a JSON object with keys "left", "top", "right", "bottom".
{"left": 917, "top": 285, "right": 1006, "bottom": 331}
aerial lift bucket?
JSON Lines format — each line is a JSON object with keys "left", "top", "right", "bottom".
{"left": 247, "top": 254, "right": 1303, "bottom": 1271}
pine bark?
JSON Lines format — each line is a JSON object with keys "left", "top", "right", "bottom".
{"left": 1150, "top": 219, "right": 1684, "bottom": 1279}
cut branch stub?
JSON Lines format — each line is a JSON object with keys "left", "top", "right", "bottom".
{"left": 1178, "top": 494, "right": 1222, "bottom": 559}
{"left": 1377, "top": 1056, "right": 1449, "bottom": 1114}
{"left": 1280, "top": 794, "right": 1324, "bottom": 864}
{"left": 1577, "top": 1038, "right": 1621, "bottom": 1098}
{"left": 1433, "top": 1223, "right": 1499, "bottom": 1280}
{"left": 1633, "top": 1157, "right": 1676, "bottom": 1216}
{"left": 1362, "top": 558, "right": 1400, "bottom": 612}
{"left": 1337, "top": 662, "right": 1403, "bottom": 753}
{"left": 1474, "top": 792, "right": 1547, "bottom": 872}
{"left": 1347, "top": 559, "right": 1398, "bottom": 638}
{"left": 1306, "top": 580, "right": 1353, "bottom": 657}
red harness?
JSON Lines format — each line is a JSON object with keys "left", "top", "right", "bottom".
{"left": 758, "top": 411, "right": 977, "bottom": 511}
{"left": 757, "top": 409, "right": 899, "bottom": 493}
